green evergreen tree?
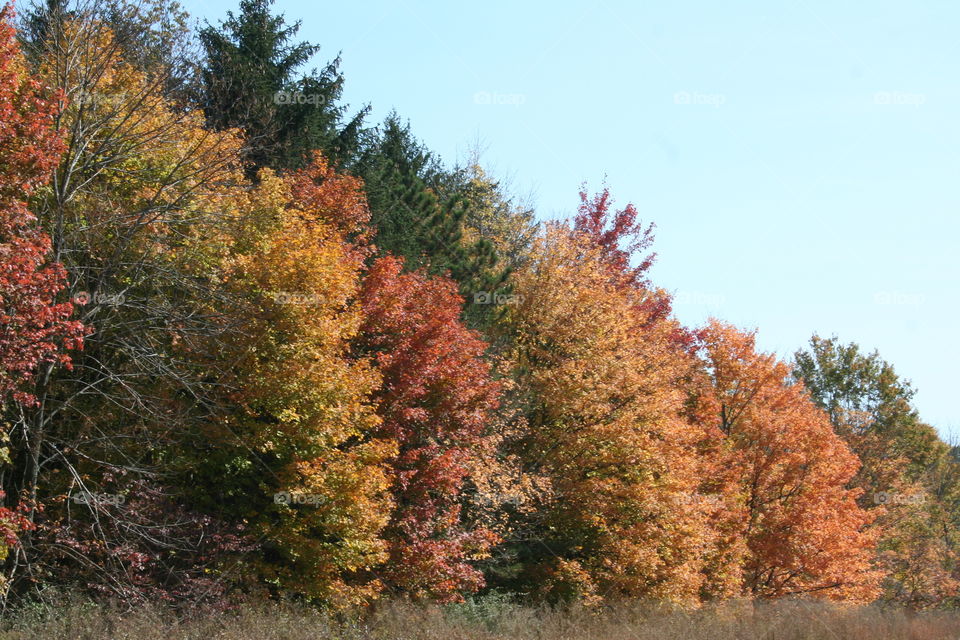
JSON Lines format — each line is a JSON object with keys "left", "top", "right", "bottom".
{"left": 353, "top": 113, "right": 443, "bottom": 264}
{"left": 438, "top": 158, "right": 538, "bottom": 272}
{"left": 198, "top": 0, "right": 366, "bottom": 175}
{"left": 354, "top": 114, "right": 510, "bottom": 327}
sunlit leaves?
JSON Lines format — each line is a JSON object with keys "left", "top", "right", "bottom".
{"left": 0, "top": 5, "right": 83, "bottom": 406}
{"left": 357, "top": 255, "right": 500, "bottom": 602}
{"left": 694, "top": 321, "right": 883, "bottom": 602}
{"left": 504, "top": 224, "right": 711, "bottom": 605}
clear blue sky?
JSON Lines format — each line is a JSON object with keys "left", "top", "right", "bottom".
{"left": 179, "top": 0, "right": 959, "bottom": 437}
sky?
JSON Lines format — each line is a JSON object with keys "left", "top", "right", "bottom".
{"left": 177, "top": 0, "right": 959, "bottom": 437}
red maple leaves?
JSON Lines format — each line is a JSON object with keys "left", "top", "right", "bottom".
{"left": 0, "top": 4, "right": 84, "bottom": 406}
{"left": 358, "top": 256, "right": 500, "bottom": 601}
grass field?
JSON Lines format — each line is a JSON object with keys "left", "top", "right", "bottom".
{"left": 3, "top": 596, "right": 960, "bottom": 640}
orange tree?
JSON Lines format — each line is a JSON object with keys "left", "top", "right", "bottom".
{"left": 691, "top": 321, "right": 882, "bottom": 602}
{"left": 499, "top": 223, "right": 711, "bottom": 606}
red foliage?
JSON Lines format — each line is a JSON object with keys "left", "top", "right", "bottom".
{"left": 0, "top": 490, "right": 34, "bottom": 548}
{"left": 0, "top": 5, "right": 85, "bottom": 406}
{"left": 572, "top": 187, "right": 688, "bottom": 343}
{"left": 573, "top": 186, "right": 656, "bottom": 289}
{"left": 287, "top": 152, "right": 373, "bottom": 250}
{"left": 358, "top": 256, "right": 500, "bottom": 602}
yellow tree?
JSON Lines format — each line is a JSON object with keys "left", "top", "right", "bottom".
{"left": 207, "top": 163, "right": 395, "bottom": 607}
{"left": 503, "top": 224, "right": 712, "bottom": 605}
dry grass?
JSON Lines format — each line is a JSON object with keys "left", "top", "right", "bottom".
{"left": 2, "top": 595, "right": 960, "bottom": 640}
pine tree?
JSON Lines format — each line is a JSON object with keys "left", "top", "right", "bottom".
{"left": 198, "top": 0, "right": 366, "bottom": 175}
{"left": 355, "top": 114, "right": 510, "bottom": 327}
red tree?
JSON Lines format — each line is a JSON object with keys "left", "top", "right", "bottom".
{"left": 0, "top": 5, "right": 83, "bottom": 407}
{"left": 573, "top": 186, "right": 685, "bottom": 341}
{"left": 572, "top": 185, "right": 655, "bottom": 289}
{"left": 0, "top": 4, "right": 84, "bottom": 564}
{"left": 357, "top": 256, "right": 500, "bottom": 602}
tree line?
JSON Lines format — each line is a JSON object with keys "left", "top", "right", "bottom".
{"left": 0, "top": 0, "right": 957, "bottom": 612}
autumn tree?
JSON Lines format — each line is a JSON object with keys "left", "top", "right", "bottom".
{"left": 0, "top": 2, "right": 84, "bottom": 578}
{"left": 692, "top": 321, "right": 882, "bottom": 602}
{"left": 2, "top": 9, "right": 252, "bottom": 604}
{"left": 0, "top": 3, "right": 82, "bottom": 406}
{"left": 572, "top": 186, "right": 655, "bottom": 289}
{"left": 793, "top": 336, "right": 959, "bottom": 608}
{"left": 201, "top": 165, "right": 394, "bottom": 607}
{"left": 21, "top": 0, "right": 197, "bottom": 99}
{"left": 571, "top": 186, "right": 684, "bottom": 335}
{"left": 356, "top": 255, "right": 500, "bottom": 602}
{"left": 498, "top": 224, "right": 711, "bottom": 605}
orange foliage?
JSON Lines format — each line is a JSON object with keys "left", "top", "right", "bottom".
{"left": 217, "top": 168, "right": 393, "bottom": 607}
{"left": 507, "top": 224, "right": 712, "bottom": 606}
{"left": 692, "top": 321, "right": 883, "bottom": 602}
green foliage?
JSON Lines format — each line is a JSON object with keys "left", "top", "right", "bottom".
{"left": 794, "top": 335, "right": 960, "bottom": 608}
{"left": 440, "top": 160, "right": 538, "bottom": 272}
{"left": 199, "top": 0, "right": 367, "bottom": 174}
{"left": 354, "top": 114, "right": 512, "bottom": 327}
{"left": 794, "top": 336, "right": 947, "bottom": 486}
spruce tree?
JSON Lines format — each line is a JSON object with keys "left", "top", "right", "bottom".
{"left": 198, "top": 0, "right": 366, "bottom": 176}
{"left": 355, "top": 114, "right": 510, "bottom": 327}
